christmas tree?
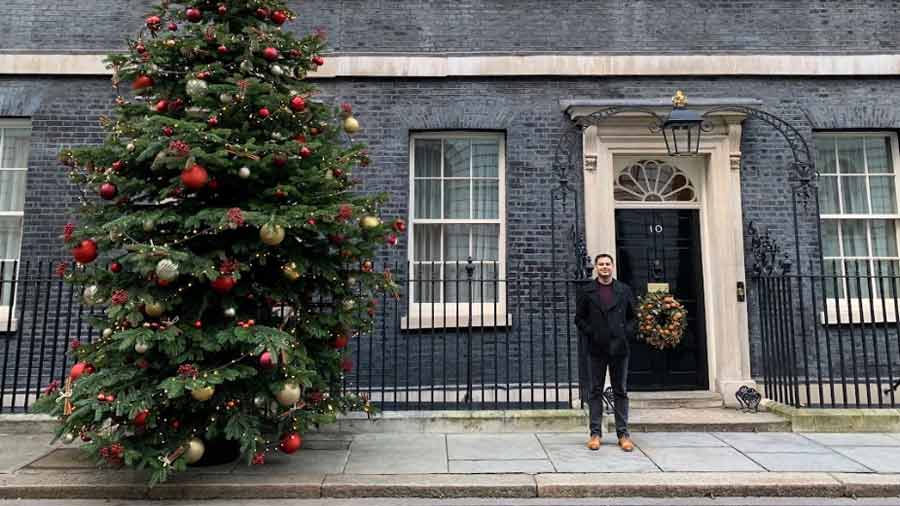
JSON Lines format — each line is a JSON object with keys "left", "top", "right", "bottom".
{"left": 34, "top": 0, "right": 400, "bottom": 484}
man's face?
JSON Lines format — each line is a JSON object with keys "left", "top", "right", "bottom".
{"left": 595, "top": 257, "right": 614, "bottom": 278}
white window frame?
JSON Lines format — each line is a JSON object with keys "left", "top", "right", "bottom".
{"left": 817, "top": 131, "right": 900, "bottom": 324}
{"left": 0, "top": 119, "right": 30, "bottom": 333}
{"left": 403, "top": 131, "right": 509, "bottom": 329}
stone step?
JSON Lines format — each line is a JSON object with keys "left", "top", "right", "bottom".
{"left": 618, "top": 407, "right": 791, "bottom": 432}
{"left": 628, "top": 391, "right": 724, "bottom": 409}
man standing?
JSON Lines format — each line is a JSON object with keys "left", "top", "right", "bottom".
{"left": 575, "top": 253, "right": 636, "bottom": 452}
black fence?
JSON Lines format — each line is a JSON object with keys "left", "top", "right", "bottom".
{"left": 0, "top": 259, "right": 585, "bottom": 413}
{"left": 751, "top": 260, "right": 900, "bottom": 409}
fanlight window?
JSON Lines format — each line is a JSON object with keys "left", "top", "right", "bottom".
{"left": 614, "top": 159, "right": 697, "bottom": 202}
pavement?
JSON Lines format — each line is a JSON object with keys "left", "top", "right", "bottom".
{"left": 2, "top": 430, "right": 900, "bottom": 499}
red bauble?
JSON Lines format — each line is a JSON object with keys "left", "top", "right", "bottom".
{"left": 170, "top": 98, "right": 184, "bottom": 111}
{"left": 109, "top": 261, "right": 122, "bottom": 273}
{"left": 255, "top": 8, "right": 270, "bottom": 19}
{"left": 169, "top": 419, "right": 180, "bottom": 430}
{"left": 273, "top": 154, "right": 287, "bottom": 168}
{"left": 280, "top": 432, "right": 302, "bottom": 454}
{"left": 111, "top": 160, "right": 124, "bottom": 172}
{"left": 274, "top": 188, "right": 287, "bottom": 200}
{"left": 259, "top": 351, "right": 275, "bottom": 370}
{"left": 146, "top": 15, "right": 161, "bottom": 30}
{"left": 185, "top": 7, "right": 203, "bottom": 22}
{"left": 299, "top": 146, "right": 312, "bottom": 158}
{"left": 136, "top": 358, "right": 149, "bottom": 369}
{"left": 290, "top": 95, "right": 306, "bottom": 111}
{"left": 155, "top": 100, "right": 169, "bottom": 113}
{"left": 193, "top": 320, "right": 203, "bottom": 329}
{"left": 293, "top": 134, "right": 306, "bottom": 144}
{"left": 196, "top": 70, "right": 211, "bottom": 80}
{"left": 99, "top": 182, "right": 118, "bottom": 200}
{"left": 211, "top": 275, "right": 236, "bottom": 294}
{"left": 207, "top": 116, "right": 219, "bottom": 127}
{"left": 332, "top": 168, "right": 343, "bottom": 178}
{"left": 270, "top": 10, "right": 288, "bottom": 25}
{"left": 393, "top": 219, "right": 407, "bottom": 233}
{"left": 328, "top": 234, "right": 345, "bottom": 245}
{"left": 133, "top": 410, "right": 149, "bottom": 427}
{"left": 167, "top": 22, "right": 178, "bottom": 31}
{"left": 181, "top": 164, "right": 209, "bottom": 190}
{"left": 162, "top": 126, "right": 174, "bottom": 137}
{"left": 332, "top": 334, "right": 349, "bottom": 349}
{"left": 341, "top": 356, "right": 353, "bottom": 373}
{"left": 262, "top": 47, "right": 280, "bottom": 61}
{"left": 132, "top": 75, "right": 154, "bottom": 90}
{"left": 386, "top": 233, "right": 398, "bottom": 246}
{"left": 72, "top": 239, "right": 98, "bottom": 264}
{"left": 217, "top": 45, "right": 229, "bottom": 54}
{"left": 157, "top": 278, "right": 171, "bottom": 287}
{"left": 135, "top": 43, "right": 147, "bottom": 54}
{"left": 217, "top": 4, "right": 227, "bottom": 15}
{"left": 312, "top": 55, "right": 325, "bottom": 66}
{"left": 70, "top": 362, "right": 94, "bottom": 381}
{"left": 258, "top": 107, "right": 271, "bottom": 118}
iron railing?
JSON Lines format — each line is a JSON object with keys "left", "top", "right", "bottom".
{"left": 0, "top": 259, "right": 584, "bottom": 413}
{"left": 751, "top": 260, "right": 900, "bottom": 409}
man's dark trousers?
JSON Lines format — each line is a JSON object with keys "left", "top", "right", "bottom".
{"left": 587, "top": 352, "right": 629, "bottom": 438}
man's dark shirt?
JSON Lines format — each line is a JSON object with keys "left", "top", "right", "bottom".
{"left": 597, "top": 279, "right": 614, "bottom": 308}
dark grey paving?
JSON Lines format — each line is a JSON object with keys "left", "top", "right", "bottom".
{"left": 832, "top": 447, "right": 900, "bottom": 473}
{"left": 345, "top": 434, "right": 447, "bottom": 474}
{"left": 713, "top": 432, "right": 831, "bottom": 453}
{"left": 630, "top": 432, "right": 727, "bottom": 448}
{"left": 242, "top": 449, "right": 348, "bottom": 474}
{"left": 447, "top": 434, "right": 546, "bottom": 460}
{"left": 448, "top": 459, "right": 554, "bottom": 473}
{"left": 746, "top": 451, "right": 873, "bottom": 473}
{"left": 537, "top": 433, "right": 659, "bottom": 473}
{"left": 802, "top": 433, "right": 900, "bottom": 447}
{"left": 640, "top": 447, "right": 765, "bottom": 472}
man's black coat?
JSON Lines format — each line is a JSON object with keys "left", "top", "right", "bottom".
{"left": 575, "top": 279, "right": 638, "bottom": 357}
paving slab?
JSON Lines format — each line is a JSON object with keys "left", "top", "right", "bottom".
{"left": 640, "top": 447, "right": 765, "bottom": 472}
{"left": 802, "top": 432, "right": 900, "bottom": 447}
{"left": 713, "top": 432, "right": 831, "bottom": 453}
{"left": 746, "top": 451, "right": 873, "bottom": 473}
{"left": 629, "top": 432, "right": 727, "bottom": 447}
{"left": 537, "top": 433, "right": 659, "bottom": 473}
{"left": 448, "top": 459, "right": 554, "bottom": 473}
{"left": 238, "top": 449, "right": 348, "bottom": 474}
{"left": 832, "top": 447, "right": 900, "bottom": 473}
{"left": 446, "top": 434, "right": 546, "bottom": 460}
{"left": 27, "top": 448, "right": 97, "bottom": 470}
{"left": 535, "top": 472, "right": 843, "bottom": 498}
{"left": 831, "top": 472, "right": 900, "bottom": 497}
{"left": 322, "top": 474, "right": 536, "bottom": 498}
{"left": 345, "top": 434, "right": 447, "bottom": 474}
{"left": 0, "top": 435, "right": 56, "bottom": 473}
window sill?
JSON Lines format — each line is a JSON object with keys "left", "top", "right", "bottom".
{"left": 0, "top": 306, "right": 17, "bottom": 333}
{"left": 401, "top": 312, "right": 513, "bottom": 330}
{"left": 819, "top": 299, "right": 900, "bottom": 324}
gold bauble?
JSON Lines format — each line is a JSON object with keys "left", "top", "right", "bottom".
{"left": 165, "top": 39, "right": 177, "bottom": 48}
{"left": 282, "top": 262, "right": 300, "bottom": 281}
{"left": 144, "top": 301, "right": 164, "bottom": 318}
{"left": 259, "top": 223, "right": 285, "bottom": 246}
{"left": 360, "top": 215, "right": 380, "bottom": 229}
{"left": 191, "top": 385, "right": 215, "bottom": 402}
{"left": 184, "top": 437, "right": 205, "bottom": 464}
{"left": 275, "top": 383, "right": 301, "bottom": 406}
{"left": 342, "top": 116, "right": 360, "bottom": 134}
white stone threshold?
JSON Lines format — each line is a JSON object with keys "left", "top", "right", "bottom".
{"left": 2, "top": 53, "right": 900, "bottom": 77}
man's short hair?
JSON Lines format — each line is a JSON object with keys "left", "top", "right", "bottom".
{"left": 594, "top": 253, "right": 614, "bottom": 264}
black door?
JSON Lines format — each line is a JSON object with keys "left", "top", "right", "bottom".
{"left": 614, "top": 209, "right": 707, "bottom": 390}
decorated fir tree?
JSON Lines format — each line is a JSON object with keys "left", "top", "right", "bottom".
{"left": 34, "top": 0, "right": 401, "bottom": 483}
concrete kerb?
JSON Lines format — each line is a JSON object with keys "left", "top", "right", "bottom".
{"left": 763, "top": 400, "right": 900, "bottom": 432}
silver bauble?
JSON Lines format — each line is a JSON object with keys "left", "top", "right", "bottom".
{"left": 82, "top": 285, "right": 101, "bottom": 305}
{"left": 62, "top": 433, "right": 76, "bottom": 444}
{"left": 184, "top": 437, "right": 205, "bottom": 464}
{"left": 155, "top": 259, "right": 179, "bottom": 282}
{"left": 102, "top": 328, "right": 113, "bottom": 338}
{"left": 271, "top": 64, "right": 284, "bottom": 76}
{"left": 126, "top": 143, "right": 136, "bottom": 152}
{"left": 224, "top": 307, "right": 236, "bottom": 318}
{"left": 219, "top": 93, "right": 233, "bottom": 104}
{"left": 134, "top": 341, "right": 149, "bottom": 354}
{"left": 185, "top": 78, "right": 208, "bottom": 98}
{"left": 275, "top": 383, "right": 301, "bottom": 406}
{"left": 238, "top": 166, "right": 251, "bottom": 179}
{"left": 253, "top": 395, "right": 267, "bottom": 408}
{"left": 240, "top": 60, "right": 254, "bottom": 73}
{"left": 342, "top": 299, "right": 356, "bottom": 311}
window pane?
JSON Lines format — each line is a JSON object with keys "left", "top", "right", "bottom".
{"left": 841, "top": 176, "right": 868, "bottom": 213}
{"left": 817, "top": 176, "right": 839, "bottom": 214}
{"left": 821, "top": 220, "right": 839, "bottom": 257}
{"left": 1, "top": 128, "right": 31, "bottom": 168}
{"left": 844, "top": 259, "right": 870, "bottom": 299}
{"left": 0, "top": 216, "right": 22, "bottom": 260}
{"left": 870, "top": 220, "right": 898, "bottom": 257}
{"left": 413, "top": 262, "right": 439, "bottom": 303}
{"left": 0, "top": 170, "right": 26, "bottom": 212}
{"left": 444, "top": 139, "right": 470, "bottom": 177}
{"left": 472, "top": 262, "right": 498, "bottom": 303}
{"left": 443, "top": 263, "right": 467, "bottom": 303}
{"left": 414, "top": 139, "right": 441, "bottom": 177}
{"left": 815, "top": 137, "right": 837, "bottom": 174}
{"left": 866, "top": 136, "right": 892, "bottom": 174}
{"left": 413, "top": 224, "right": 441, "bottom": 261}
{"left": 837, "top": 137, "right": 865, "bottom": 174}
{"left": 414, "top": 180, "right": 441, "bottom": 219}
{"left": 472, "top": 141, "right": 499, "bottom": 177}
{"left": 841, "top": 220, "right": 868, "bottom": 257}
{"left": 823, "top": 260, "right": 844, "bottom": 299}
{"left": 473, "top": 180, "right": 499, "bottom": 219}
{"left": 874, "top": 260, "right": 900, "bottom": 299}
{"left": 444, "top": 180, "right": 469, "bottom": 218}
{"left": 444, "top": 224, "right": 469, "bottom": 261}
{"left": 472, "top": 224, "right": 499, "bottom": 261}
{"left": 869, "top": 176, "right": 896, "bottom": 214}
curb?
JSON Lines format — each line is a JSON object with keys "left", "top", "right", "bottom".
{"left": 1, "top": 472, "right": 899, "bottom": 499}
{"left": 763, "top": 400, "right": 900, "bottom": 433}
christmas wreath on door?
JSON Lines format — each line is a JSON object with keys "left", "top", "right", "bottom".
{"left": 636, "top": 292, "right": 687, "bottom": 350}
